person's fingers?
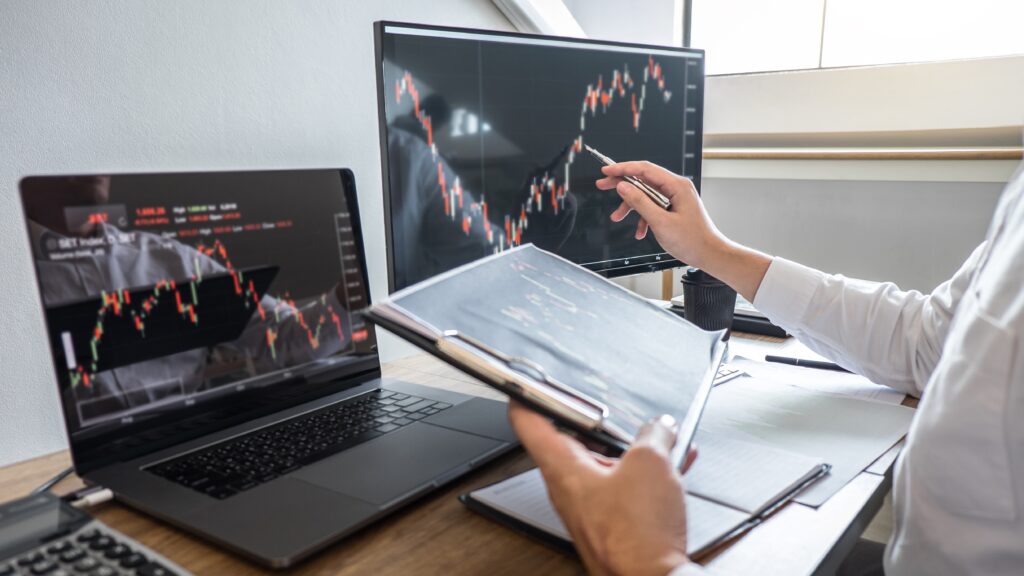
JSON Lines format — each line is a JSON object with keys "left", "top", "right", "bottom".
{"left": 636, "top": 218, "right": 649, "bottom": 240}
{"left": 571, "top": 431, "right": 620, "bottom": 460}
{"left": 508, "top": 403, "right": 600, "bottom": 477}
{"left": 595, "top": 176, "right": 624, "bottom": 191}
{"left": 616, "top": 180, "right": 669, "bottom": 229}
{"left": 610, "top": 201, "right": 633, "bottom": 222}
{"left": 681, "top": 446, "right": 698, "bottom": 474}
{"left": 631, "top": 414, "right": 678, "bottom": 457}
{"left": 601, "top": 161, "right": 682, "bottom": 197}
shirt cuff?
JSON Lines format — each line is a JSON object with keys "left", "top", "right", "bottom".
{"left": 751, "top": 257, "right": 824, "bottom": 330}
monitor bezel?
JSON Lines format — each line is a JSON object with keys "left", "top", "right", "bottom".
{"left": 18, "top": 168, "right": 382, "bottom": 475}
{"left": 373, "top": 20, "right": 705, "bottom": 293}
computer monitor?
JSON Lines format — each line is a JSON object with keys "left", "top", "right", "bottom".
{"left": 19, "top": 169, "right": 378, "bottom": 471}
{"left": 374, "top": 21, "right": 705, "bottom": 292}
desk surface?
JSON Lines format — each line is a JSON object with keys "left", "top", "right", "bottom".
{"left": 0, "top": 337, "right": 911, "bottom": 575}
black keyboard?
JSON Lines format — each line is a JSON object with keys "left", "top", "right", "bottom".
{"left": 148, "top": 389, "right": 452, "bottom": 499}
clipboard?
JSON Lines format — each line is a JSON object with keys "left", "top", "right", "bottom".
{"left": 364, "top": 245, "right": 728, "bottom": 462}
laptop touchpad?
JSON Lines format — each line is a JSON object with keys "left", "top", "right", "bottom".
{"left": 292, "top": 422, "right": 502, "bottom": 505}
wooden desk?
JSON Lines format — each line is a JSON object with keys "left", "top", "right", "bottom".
{"left": 0, "top": 346, "right": 910, "bottom": 575}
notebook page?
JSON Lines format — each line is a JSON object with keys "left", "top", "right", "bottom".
{"left": 470, "top": 468, "right": 749, "bottom": 555}
{"left": 687, "top": 432, "right": 825, "bottom": 514}
{"left": 472, "top": 468, "right": 570, "bottom": 541}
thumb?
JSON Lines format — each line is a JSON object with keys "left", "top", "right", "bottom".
{"left": 632, "top": 414, "right": 678, "bottom": 457}
{"left": 615, "top": 180, "right": 668, "bottom": 229}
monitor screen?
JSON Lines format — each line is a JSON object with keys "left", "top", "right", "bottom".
{"left": 19, "top": 170, "right": 378, "bottom": 467}
{"left": 375, "top": 22, "right": 704, "bottom": 291}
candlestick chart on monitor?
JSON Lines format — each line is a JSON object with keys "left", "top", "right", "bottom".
{"left": 24, "top": 170, "right": 373, "bottom": 431}
{"left": 377, "top": 24, "right": 704, "bottom": 291}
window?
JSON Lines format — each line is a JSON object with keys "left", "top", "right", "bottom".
{"left": 692, "top": 0, "right": 1024, "bottom": 75}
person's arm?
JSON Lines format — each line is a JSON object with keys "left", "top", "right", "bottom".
{"left": 749, "top": 249, "right": 977, "bottom": 396}
{"left": 599, "top": 162, "right": 975, "bottom": 396}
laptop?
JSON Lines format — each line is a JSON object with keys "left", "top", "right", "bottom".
{"left": 17, "top": 169, "right": 517, "bottom": 568}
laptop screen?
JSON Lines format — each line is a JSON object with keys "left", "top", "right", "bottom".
{"left": 19, "top": 169, "right": 379, "bottom": 469}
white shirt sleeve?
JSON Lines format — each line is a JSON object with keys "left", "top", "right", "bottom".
{"left": 751, "top": 245, "right": 985, "bottom": 397}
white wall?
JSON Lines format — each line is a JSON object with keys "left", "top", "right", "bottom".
{"left": 704, "top": 176, "right": 1007, "bottom": 289}
{"left": 0, "top": 1, "right": 512, "bottom": 468}
{"left": 704, "top": 56, "right": 1024, "bottom": 138}
{"left": 646, "top": 58, "right": 1024, "bottom": 297}
{"left": 562, "top": 0, "right": 682, "bottom": 46}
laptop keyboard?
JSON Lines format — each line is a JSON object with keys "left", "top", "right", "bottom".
{"left": 148, "top": 389, "right": 452, "bottom": 499}
{"left": 150, "top": 369, "right": 739, "bottom": 501}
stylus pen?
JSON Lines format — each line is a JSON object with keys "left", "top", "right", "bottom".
{"left": 584, "top": 145, "right": 672, "bottom": 210}
{"left": 765, "top": 355, "right": 852, "bottom": 373}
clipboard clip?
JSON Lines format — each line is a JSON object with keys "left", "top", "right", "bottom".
{"left": 438, "top": 330, "right": 609, "bottom": 429}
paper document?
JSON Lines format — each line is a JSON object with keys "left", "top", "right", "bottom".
{"left": 473, "top": 468, "right": 570, "bottom": 541}
{"left": 731, "top": 356, "right": 905, "bottom": 405}
{"left": 728, "top": 337, "right": 830, "bottom": 365}
{"left": 470, "top": 468, "right": 749, "bottom": 556}
{"left": 467, "top": 430, "right": 828, "bottom": 557}
{"left": 700, "top": 377, "right": 914, "bottom": 507}
{"left": 687, "top": 432, "right": 826, "bottom": 514}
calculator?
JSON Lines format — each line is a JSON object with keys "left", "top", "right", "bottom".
{"left": 0, "top": 492, "right": 189, "bottom": 576}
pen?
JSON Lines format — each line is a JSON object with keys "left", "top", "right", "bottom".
{"left": 764, "top": 355, "right": 852, "bottom": 373}
{"left": 584, "top": 144, "right": 672, "bottom": 210}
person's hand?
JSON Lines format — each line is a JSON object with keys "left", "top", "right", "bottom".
{"left": 597, "top": 162, "right": 720, "bottom": 270}
{"left": 596, "top": 161, "right": 772, "bottom": 301}
{"left": 509, "top": 403, "right": 696, "bottom": 576}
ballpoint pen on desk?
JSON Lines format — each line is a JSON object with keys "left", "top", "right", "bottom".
{"left": 584, "top": 144, "right": 672, "bottom": 210}
{"left": 764, "top": 355, "right": 853, "bottom": 373}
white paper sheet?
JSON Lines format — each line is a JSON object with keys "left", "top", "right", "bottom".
{"left": 730, "top": 356, "right": 906, "bottom": 405}
{"left": 470, "top": 468, "right": 749, "bottom": 555}
{"left": 699, "top": 377, "right": 914, "bottom": 506}
{"left": 687, "top": 432, "right": 825, "bottom": 514}
{"left": 728, "top": 337, "right": 830, "bottom": 364}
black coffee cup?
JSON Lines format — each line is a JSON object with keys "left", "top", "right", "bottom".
{"left": 680, "top": 267, "right": 736, "bottom": 340}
